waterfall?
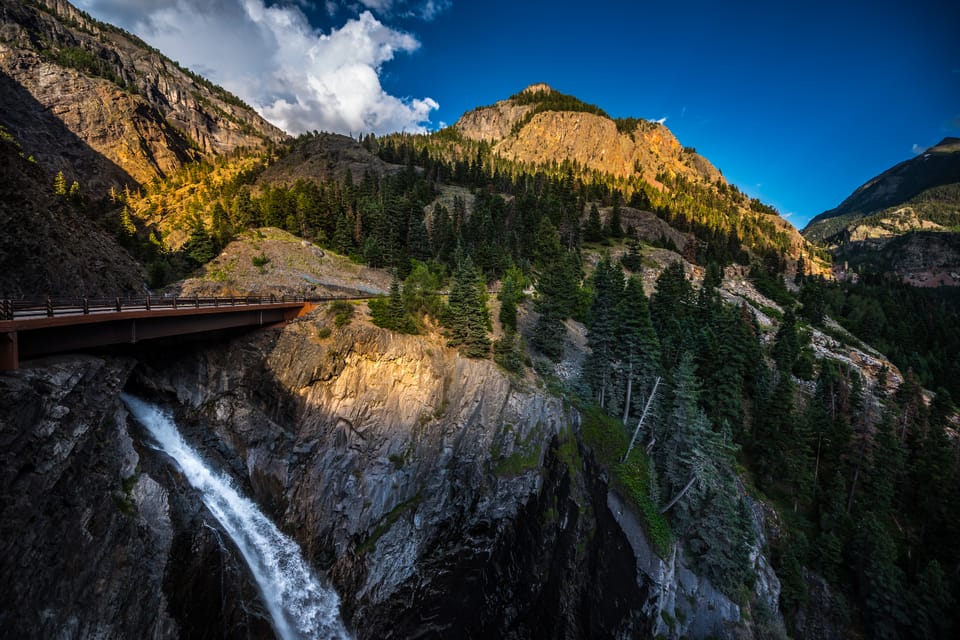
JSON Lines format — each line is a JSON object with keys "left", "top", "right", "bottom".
{"left": 121, "top": 394, "right": 351, "bottom": 640}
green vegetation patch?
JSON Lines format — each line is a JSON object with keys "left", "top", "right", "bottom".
{"left": 357, "top": 494, "right": 422, "bottom": 555}
{"left": 328, "top": 300, "right": 354, "bottom": 327}
{"left": 580, "top": 404, "right": 672, "bottom": 556}
{"left": 493, "top": 422, "right": 544, "bottom": 477}
{"left": 555, "top": 429, "right": 582, "bottom": 480}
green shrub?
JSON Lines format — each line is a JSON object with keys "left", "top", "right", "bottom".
{"left": 329, "top": 300, "right": 354, "bottom": 327}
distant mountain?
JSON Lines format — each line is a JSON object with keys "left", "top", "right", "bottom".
{"left": 455, "top": 83, "right": 724, "bottom": 187}
{"left": 803, "top": 137, "right": 960, "bottom": 285}
{"left": 402, "top": 83, "right": 820, "bottom": 271}
{"left": 0, "top": 0, "right": 286, "bottom": 195}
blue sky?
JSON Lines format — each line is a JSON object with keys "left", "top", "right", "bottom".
{"left": 79, "top": 0, "right": 960, "bottom": 230}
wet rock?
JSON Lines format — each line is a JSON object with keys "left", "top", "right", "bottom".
{"left": 0, "top": 356, "right": 177, "bottom": 638}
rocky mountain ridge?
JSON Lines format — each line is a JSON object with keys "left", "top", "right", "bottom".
{"left": 803, "top": 137, "right": 960, "bottom": 285}
{"left": 456, "top": 83, "right": 722, "bottom": 188}
{"left": 0, "top": 0, "right": 286, "bottom": 194}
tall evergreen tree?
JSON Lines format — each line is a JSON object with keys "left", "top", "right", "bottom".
{"left": 532, "top": 219, "right": 580, "bottom": 360}
{"left": 584, "top": 203, "right": 604, "bottom": 242}
{"left": 583, "top": 256, "right": 624, "bottom": 408}
{"left": 444, "top": 257, "right": 491, "bottom": 358}
{"left": 650, "top": 261, "right": 695, "bottom": 370}
{"left": 617, "top": 276, "right": 660, "bottom": 425}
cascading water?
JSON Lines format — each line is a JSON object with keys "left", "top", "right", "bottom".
{"left": 121, "top": 394, "right": 351, "bottom": 640}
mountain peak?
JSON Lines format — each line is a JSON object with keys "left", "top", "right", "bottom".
{"left": 931, "top": 137, "right": 960, "bottom": 152}
{"left": 521, "top": 83, "right": 555, "bottom": 96}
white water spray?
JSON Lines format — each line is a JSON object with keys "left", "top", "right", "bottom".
{"left": 122, "top": 394, "right": 350, "bottom": 640}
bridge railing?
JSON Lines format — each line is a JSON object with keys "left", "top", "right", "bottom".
{"left": 0, "top": 294, "right": 314, "bottom": 321}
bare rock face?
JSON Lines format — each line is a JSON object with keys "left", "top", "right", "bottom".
{"left": 0, "top": 0, "right": 286, "bottom": 194}
{"left": 0, "top": 356, "right": 176, "bottom": 638}
{"left": 456, "top": 101, "right": 536, "bottom": 142}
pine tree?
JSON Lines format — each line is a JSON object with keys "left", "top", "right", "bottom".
{"left": 617, "top": 276, "right": 660, "bottom": 424}
{"left": 532, "top": 219, "right": 580, "bottom": 360}
{"left": 607, "top": 193, "right": 623, "bottom": 238}
{"left": 584, "top": 203, "right": 604, "bottom": 242}
{"left": 657, "top": 354, "right": 716, "bottom": 529}
{"left": 853, "top": 513, "right": 908, "bottom": 640}
{"left": 651, "top": 261, "right": 695, "bottom": 370}
{"left": 183, "top": 217, "right": 215, "bottom": 265}
{"left": 620, "top": 237, "right": 643, "bottom": 271}
{"left": 909, "top": 560, "right": 954, "bottom": 640}
{"left": 494, "top": 329, "right": 524, "bottom": 374}
{"left": 583, "top": 256, "right": 624, "bottom": 408}
{"left": 772, "top": 306, "right": 800, "bottom": 373}
{"left": 333, "top": 210, "right": 353, "bottom": 254}
{"left": 369, "top": 276, "right": 416, "bottom": 333}
{"left": 53, "top": 170, "right": 67, "bottom": 197}
{"left": 497, "top": 269, "right": 521, "bottom": 332}
{"left": 863, "top": 410, "right": 904, "bottom": 514}
{"left": 444, "top": 257, "right": 491, "bottom": 358}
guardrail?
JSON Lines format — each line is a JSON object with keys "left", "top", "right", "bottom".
{"left": 0, "top": 294, "right": 320, "bottom": 321}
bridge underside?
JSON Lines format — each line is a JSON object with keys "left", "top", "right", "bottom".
{"left": 0, "top": 304, "right": 312, "bottom": 370}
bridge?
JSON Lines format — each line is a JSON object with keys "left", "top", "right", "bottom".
{"left": 0, "top": 294, "right": 364, "bottom": 370}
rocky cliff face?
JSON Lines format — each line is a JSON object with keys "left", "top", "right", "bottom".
{"left": 0, "top": 306, "right": 782, "bottom": 638}
{"left": 0, "top": 0, "right": 286, "bottom": 193}
{"left": 0, "top": 356, "right": 177, "bottom": 637}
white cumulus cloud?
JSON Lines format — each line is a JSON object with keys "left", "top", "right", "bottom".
{"left": 76, "top": 0, "right": 439, "bottom": 135}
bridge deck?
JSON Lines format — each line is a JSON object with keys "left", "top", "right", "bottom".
{"left": 0, "top": 296, "right": 331, "bottom": 370}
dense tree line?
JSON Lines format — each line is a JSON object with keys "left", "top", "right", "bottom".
{"left": 799, "top": 273, "right": 960, "bottom": 401}
{"left": 578, "top": 257, "right": 959, "bottom": 636}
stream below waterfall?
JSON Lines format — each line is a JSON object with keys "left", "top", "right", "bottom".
{"left": 122, "top": 394, "right": 351, "bottom": 640}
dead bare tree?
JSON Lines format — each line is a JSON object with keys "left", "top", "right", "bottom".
{"left": 621, "top": 376, "right": 661, "bottom": 463}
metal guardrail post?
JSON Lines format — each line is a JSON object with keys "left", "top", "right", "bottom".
{"left": 116, "top": 296, "right": 121, "bottom": 312}
{"left": 145, "top": 294, "right": 151, "bottom": 311}
{"left": 2, "top": 299, "right": 10, "bottom": 321}
{"left": 173, "top": 297, "right": 178, "bottom": 310}
{"left": 82, "top": 297, "right": 89, "bottom": 314}
{"left": 46, "top": 297, "right": 53, "bottom": 317}
{"left": 194, "top": 295, "right": 199, "bottom": 309}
